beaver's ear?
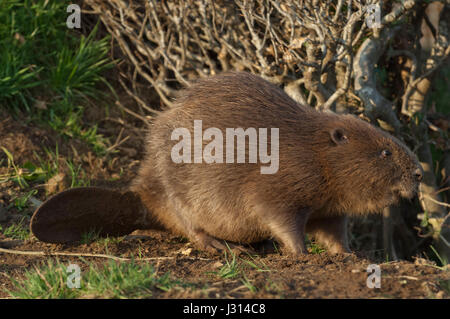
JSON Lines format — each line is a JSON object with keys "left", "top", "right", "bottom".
{"left": 330, "top": 128, "right": 348, "bottom": 145}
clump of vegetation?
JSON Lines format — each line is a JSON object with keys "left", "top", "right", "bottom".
{"left": 1, "top": 146, "right": 90, "bottom": 194}
{"left": 0, "top": 217, "right": 30, "bottom": 240}
{"left": 210, "top": 246, "right": 272, "bottom": 293}
{"left": 0, "top": 0, "right": 113, "bottom": 154}
{"left": 7, "top": 259, "right": 190, "bottom": 299}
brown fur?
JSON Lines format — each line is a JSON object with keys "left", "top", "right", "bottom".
{"left": 130, "top": 72, "right": 422, "bottom": 255}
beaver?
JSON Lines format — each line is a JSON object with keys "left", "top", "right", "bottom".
{"left": 30, "top": 72, "right": 423, "bottom": 255}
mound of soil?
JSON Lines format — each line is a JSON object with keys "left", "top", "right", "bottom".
{"left": 1, "top": 230, "right": 448, "bottom": 298}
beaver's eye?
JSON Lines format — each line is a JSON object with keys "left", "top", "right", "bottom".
{"left": 380, "top": 149, "right": 392, "bottom": 158}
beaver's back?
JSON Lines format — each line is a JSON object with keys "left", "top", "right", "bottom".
{"left": 133, "top": 73, "right": 326, "bottom": 241}
{"left": 133, "top": 72, "right": 422, "bottom": 246}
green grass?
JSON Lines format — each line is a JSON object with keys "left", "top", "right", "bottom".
{"left": 49, "top": 112, "right": 110, "bottom": 155}
{"left": 210, "top": 246, "right": 270, "bottom": 293}
{"left": 309, "top": 242, "right": 326, "bottom": 254}
{"left": 10, "top": 189, "right": 38, "bottom": 212}
{"left": 0, "top": 217, "right": 30, "bottom": 240}
{"left": 0, "top": 0, "right": 114, "bottom": 155}
{"left": 305, "top": 236, "right": 326, "bottom": 254}
{"left": 1, "top": 146, "right": 53, "bottom": 189}
{"left": 1, "top": 147, "right": 30, "bottom": 188}
{"left": 216, "top": 250, "right": 241, "bottom": 279}
{"left": 241, "top": 273, "right": 257, "bottom": 293}
{"left": 7, "top": 259, "right": 191, "bottom": 299}
{"left": 97, "top": 236, "right": 126, "bottom": 249}
{"left": 241, "top": 253, "right": 271, "bottom": 273}
{"left": 430, "top": 245, "right": 449, "bottom": 268}
{"left": 79, "top": 230, "right": 127, "bottom": 247}
{"left": 80, "top": 229, "right": 103, "bottom": 245}
{"left": 1, "top": 146, "right": 91, "bottom": 195}
{"left": 66, "top": 159, "right": 90, "bottom": 188}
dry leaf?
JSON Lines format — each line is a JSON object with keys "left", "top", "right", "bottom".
{"left": 35, "top": 100, "right": 47, "bottom": 110}
{"left": 14, "top": 33, "right": 25, "bottom": 45}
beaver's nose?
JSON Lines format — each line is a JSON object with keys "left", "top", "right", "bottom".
{"left": 414, "top": 167, "right": 423, "bottom": 182}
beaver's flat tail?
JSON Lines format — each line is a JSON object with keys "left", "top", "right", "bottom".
{"left": 30, "top": 187, "right": 148, "bottom": 243}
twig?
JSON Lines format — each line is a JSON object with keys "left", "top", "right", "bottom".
{"left": 433, "top": 186, "right": 450, "bottom": 195}
{"left": 382, "top": 0, "right": 418, "bottom": 27}
{"left": 402, "top": 46, "right": 450, "bottom": 115}
{"left": 115, "top": 100, "right": 151, "bottom": 126}
{"left": 423, "top": 194, "right": 450, "bottom": 208}
{"left": 0, "top": 247, "right": 212, "bottom": 262}
{"left": 397, "top": 275, "right": 419, "bottom": 281}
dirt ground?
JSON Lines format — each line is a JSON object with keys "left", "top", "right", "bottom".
{"left": 0, "top": 109, "right": 449, "bottom": 299}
